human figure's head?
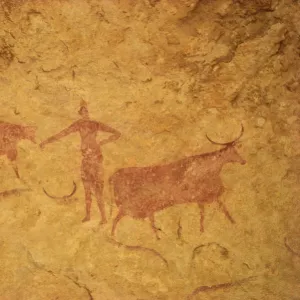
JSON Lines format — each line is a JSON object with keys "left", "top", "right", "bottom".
{"left": 78, "top": 100, "right": 89, "bottom": 118}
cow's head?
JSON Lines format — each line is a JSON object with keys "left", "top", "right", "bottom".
{"left": 223, "top": 143, "right": 246, "bottom": 165}
{"left": 23, "top": 125, "right": 37, "bottom": 143}
{"left": 206, "top": 124, "right": 246, "bottom": 165}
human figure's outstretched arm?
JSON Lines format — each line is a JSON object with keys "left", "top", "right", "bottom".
{"left": 40, "top": 121, "right": 79, "bottom": 148}
{"left": 97, "top": 122, "right": 121, "bottom": 145}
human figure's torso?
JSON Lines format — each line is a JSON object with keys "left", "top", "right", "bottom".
{"left": 77, "top": 119, "right": 102, "bottom": 159}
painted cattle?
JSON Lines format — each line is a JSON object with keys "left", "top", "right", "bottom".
{"left": 0, "top": 121, "right": 36, "bottom": 178}
{"left": 110, "top": 125, "right": 246, "bottom": 238}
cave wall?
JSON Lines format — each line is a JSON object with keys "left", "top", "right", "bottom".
{"left": 0, "top": 0, "right": 300, "bottom": 299}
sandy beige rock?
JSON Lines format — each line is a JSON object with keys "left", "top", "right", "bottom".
{"left": 0, "top": 0, "right": 300, "bottom": 299}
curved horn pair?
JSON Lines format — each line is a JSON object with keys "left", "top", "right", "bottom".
{"left": 43, "top": 181, "right": 77, "bottom": 200}
{"left": 206, "top": 124, "right": 244, "bottom": 146}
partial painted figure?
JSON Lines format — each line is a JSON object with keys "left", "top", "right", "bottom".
{"left": 0, "top": 121, "right": 36, "bottom": 178}
{"left": 110, "top": 125, "right": 246, "bottom": 239}
{"left": 40, "top": 101, "right": 121, "bottom": 223}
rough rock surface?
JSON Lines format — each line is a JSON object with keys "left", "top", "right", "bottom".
{"left": 0, "top": 0, "right": 300, "bottom": 299}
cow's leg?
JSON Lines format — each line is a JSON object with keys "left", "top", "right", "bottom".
{"left": 218, "top": 200, "right": 235, "bottom": 224}
{"left": 198, "top": 203, "right": 205, "bottom": 232}
{"left": 149, "top": 214, "right": 160, "bottom": 240}
{"left": 82, "top": 180, "right": 92, "bottom": 223}
{"left": 111, "top": 208, "right": 125, "bottom": 236}
{"left": 12, "top": 162, "right": 20, "bottom": 179}
{"left": 7, "top": 150, "right": 19, "bottom": 178}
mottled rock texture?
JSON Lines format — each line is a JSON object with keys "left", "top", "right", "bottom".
{"left": 0, "top": 0, "right": 300, "bottom": 299}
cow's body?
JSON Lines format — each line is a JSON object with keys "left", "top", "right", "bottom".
{"left": 0, "top": 121, "right": 36, "bottom": 178}
{"left": 111, "top": 153, "right": 224, "bottom": 217}
{"left": 110, "top": 144, "right": 246, "bottom": 238}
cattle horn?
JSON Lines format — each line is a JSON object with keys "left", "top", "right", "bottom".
{"left": 206, "top": 124, "right": 244, "bottom": 146}
{"left": 43, "top": 181, "right": 77, "bottom": 200}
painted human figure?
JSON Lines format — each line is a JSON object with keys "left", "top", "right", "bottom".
{"left": 40, "top": 101, "right": 121, "bottom": 223}
{"left": 0, "top": 121, "right": 36, "bottom": 178}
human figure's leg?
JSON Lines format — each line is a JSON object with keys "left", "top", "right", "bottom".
{"left": 92, "top": 159, "right": 107, "bottom": 223}
{"left": 81, "top": 157, "right": 94, "bottom": 222}
{"left": 82, "top": 180, "right": 92, "bottom": 222}
{"left": 94, "top": 181, "right": 107, "bottom": 224}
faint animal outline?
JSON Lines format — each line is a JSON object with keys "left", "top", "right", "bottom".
{"left": 0, "top": 121, "right": 37, "bottom": 179}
